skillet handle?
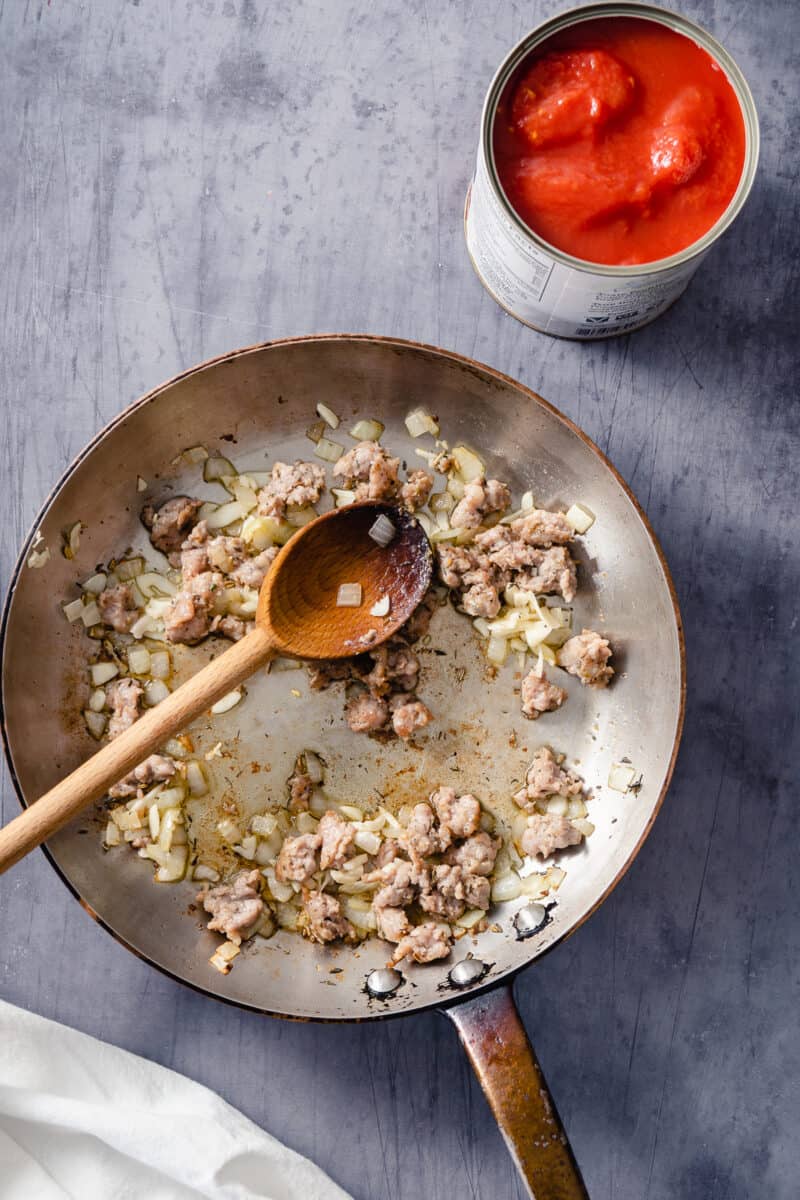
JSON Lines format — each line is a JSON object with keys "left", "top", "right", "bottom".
{"left": 443, "top": 983, "right": 588, "bottom": 1200}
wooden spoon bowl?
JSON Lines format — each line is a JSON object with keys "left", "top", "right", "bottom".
{"left": 0, "top": 502, "right": 433, "bottom": 873}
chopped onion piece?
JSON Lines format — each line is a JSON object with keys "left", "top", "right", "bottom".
{"left": 404, "top": 407, "right": 439, "bottom": 438}
{"left": 130, "top": 614, "right": 156, "bottom": 640}
{"left": 608, "top": 763, "right": 636, "bottom": 793}
{"left": 429, "top": 527, "right": 461, "bottom": 544}
{"left": 227, "top": 479, "right": 258, "bottom": 512}
{"left": 27, "top": 545, "right": 51, "bottom": 569}
{"left": 337, "top": 583, "right": 362, "bottom": 607}
{"left": 429, "top": 491, "right": 455, "bottom": 514}
{"left": 136, "top": 571, "right": 178, "bottom": 599}
{"left": 136, "top": 476, "right": 148, "bottom": 493}
{"left": 338, "top": 804, "right": 363, "bottom": 821}
{"left": 127, "top": 646, "right": 151, "bottom": 676}
{"left": 149, "top": 650, "right": 171, "bottom": 679}
{"left": 144, "top": 679, "right": 170, "bottom": 707}
{"left": 83, "top": 710, "right": 107, "bottom": 740}
{"left": 296, "top": 812, "right": 319, "bottom": 836}
{"left": 473, "top": 617, "right": 491, "bottom": 639}
{"left": 285, "top": 505, "right": 317, "bottom": 528}
{"left": 205, "top": 500, "right": 247, "bottom": 531}
{"left": 116, "top": 556, "right": 144, "bottom": 581}
{"left": 451, "top": 445, "right": 484, "bottom": 483}
{"left": 89, "top": 687, "right": 106, "bottom": 713}
{"left": 241, "top": 514, "right": 288, "bottom": 549}
{"left": 487, "top": 636, "right": 508, "bottom": 665}
{"left": 572, "top": 818, "right": 595, "bottom": 837}
{"left": 217, "top": 818, "right": 241, "bottom": 843}
{"left": 349, "top": 419, "right": 384, "bottom": 442}
{"left": 539, "top": 644, "right": 558, "bottom": 666}
{"left": 186, "top": 760, "right": 208, "bottom": 796}
{"left": 565, "top": 503, "right": 596, "bottom": 534}
{"left": 546, "top": 795, "right": 568, "bottom": 816}
{"left": 211, "top": 688, "right": 243, "bottom": 714}
{"left": 455, "top": 907, "right": 485, "bottom": 930}
{"left": 306, "top": 419, "right": 326, "bottom": 444}
{"left": 251, "top": 813, "right": 279, "bottom": 837}
{"left": 90, "top": 662, "right": 118, "bottom": 686}
{"left": 521, "top": 491, "right": 535, "bottom": 511}
{"left": 234, "top": 835, "right": 258, "bottom": 860}
{"left": 209, "top": 942, "right": 239, "bottom": 973}
{"left": 80, "top": 600, "right": 101, "bottom": 627}
{"left": 314, "top": 436, "right": 345, "bottom": 463}
{"left": 270, "top": 657, "right": 302, "bottom": 671}
{"left": 263, "top": 868, "right": 294, "bottom": 904}
{"left": 368, "top": 514, "right": 395, "bottom": 547}
{"left": 316, "top": 402, "right": 340, "bottom": 429}
{"left": 303, "top": 750, "right": 325, "bottom": 784}
{"left": 203, "top": 455, "right": 236, "bottom": 482}
{"left": 487, "top": 610, "right": 523, "bottom": 637}
{"left": 331, "top": 487, "right": 356, "bottom": 508}
{"left": 148, "top": 804, "right": 161, "bottom": 840}
{"left": 446, "top": 475, "right": 466, "bottom": 500}
{"left": 62, "top": 522, "right": 84, "bottom": 560}
{"left": 414, "top": 512, "right": 434, "bottom": 537}
{"left": 177, "top": 445, "right": 209, "bottom": 465}
{"left": 567, "top": 797, "right": 587, "bottom": 820}
{"left": 63, "top": 598, "right": 85, "bottom": 623}
{"left": 81, "top": 572, "right": 107, "bottom": 595}
{"left": 370, "top": 595, "right": 390, "bottom": 617}
{"left": 354, "top": 830, "right": 381, "bottom": 855}
{"left": 491, "top": 872, "right": 523, "bottom": 903}
{"left": 193, "top": 864, "right": 220, "bottom": 883}
{"left": 104, "top": 821, "right": 121, "bottom": 847}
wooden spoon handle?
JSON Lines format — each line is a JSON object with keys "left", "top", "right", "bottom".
{"left": 0, "top": 624, "right": 276, "bottom": 875}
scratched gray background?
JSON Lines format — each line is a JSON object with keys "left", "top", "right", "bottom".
{"left": 0, "top": 1, "right": 797, "bottom": 1197}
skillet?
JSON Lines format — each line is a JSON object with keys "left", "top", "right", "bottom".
{"left": 0, "top": 335, "right": 685, "bottom": 1197}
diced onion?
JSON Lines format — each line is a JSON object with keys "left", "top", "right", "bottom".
{"left": 148, "top": 804, "right": 161, "bottom": 840}
{"left": 217, "top": 818, "right": 241, "bottom": 843}
{"left": 285, "top": 506, "right": 317, "bottom": 528}
{"left": 572, "top": 818, "right": 595, "bottom": 837}
{"left": 354, "top": 830, "right": 381, "bottom": 855}
{"left": 27, "top": 546, "right": 51, "bottom": 569}
{"left": 127, "top": 646, "right": 151, "bottom": 676}
{"left": 63, "top": 598, "right": 85, "bottom": 623}
{"left": 314, "top": 436, "right": 344, "bottom": 463}
{"left": 154, "top": 845, "right": 188, "bottom": 883}
{"left": 331, "top": 488, "right": 356, "bottom": 508}
{"left": 349, "top": 419, "right": 384, "bottom": 442}
{"left": 567, "top": 797, "right": 587, "bottom": 820}
{"left": 149, "top": 650, "right": 171, "bottom": 680}
{"left": 565, "top": 503, "right": 596, "bottom": 534}
{"left": 316, "top": 402, "right": 340, "bottom": 429}
{"left": 116, "top": 557, "right": 144, "bottom": 581}
{"left": 144, "top": 679, "right": 170, "bottom": 706}
{"left": 295, "top": 812, "right": 319, "bottom": 835}
{"left": 414, "top": 512, "right": 434, "bottom": 537}
{"left": 451, "top": 445, "right": 484, "bottom": 483}
{"left": 338, "top": 804, "right": 363, "bottom": 821}
{"left": 209, "top": 943, "right": 238, "bottom": 973}
{"left": 303, "top": 750, "right": 324, "bottom": 784}
{"left": 63, "top": 522, "right": 84, "bottom": 560}
{"left": 429, "top": 492, "right": 455, "bottom": 514}
{"left": 90, "top": 662, "right": 118, "bottom": 686}
{"left": 368, "top": 514, "right": 395, "bottom": 547}
{"left": 337, "top": 583, "right": 362, "bottom": 607}
{"left": 608, "top": 763, "right": 636, "bottom": 793}
{"left": 263, "top": 868, "right": 294, "bottom": 904}
{"left": 130, "top": 614, "right": 156, "bottom": 640}
{"left": 241, "top": 514, "right": 288, "bottom": 549}
{"left": 487, "top": 610, "right": 523, "bottom": 637}
{"left": 455, "top": 908, "right": 485, "bottom": 930}
{"left": 251, "top": 813, "right": 279, "bottom": 837}
{"left": 203, "top": 455, "right": 236, "bottom": 482}
{"left": 404, "top": 408, "right": 439, "bottom": 438}
{"left": 233, "top": 835, "right": 257, "bottom": 860}
{"left": 176, "top": 445, "right": 208, "bottom": 465}
{"left": 136, "top": 476, "right": 148, "bottom": 493}
{"left": 370, "top": 595, "right": 390, "bottom": 617}
{"left": 491, "top": 872, "right": 523, "bottom": 903}
{"left": 186, "top": 760, "right": 208, "bottom": 796}
{"left": 270, "top": 657, "right": 302, "bottom": 671}
{"left": 487, "top": 636, "right": 508, "bottom": 665}
{"left": 136, "top": 572, "right": 178, "bottom": 599}
{"left": 82, "top": 572, "right": 107, "bottom": 595}
{"left": 80, "top": 601, "right": 101, "bottom": 627}
{"left": 89, "top": 688, "right": 106, "bottom": 713}
{"left": 211, "top": 688, "right": 243, "bottom": 714}
{"left": 205, "top": 500, "right": 247, "bottom": 531}
{"left": 104, "top": 821, "right": 121, "bottom": 847}
{"left": 83, "top": 710, "right": 107, "bottom": 740}
{"left": 193, "top": 864, "right": 220, "bottom": 883}
{"left": 545, "top": 795, "right": 568, "bottom": 816}
{"left": 446, "top": 475, "right": 466, "bottom": 500}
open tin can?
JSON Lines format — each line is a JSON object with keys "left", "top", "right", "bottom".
{"left": 464, "top": 2, "right": 759, "bottom": 339}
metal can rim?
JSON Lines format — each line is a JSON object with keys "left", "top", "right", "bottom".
{"left": 480, "top": 0, "right": 760, "bottom": 278}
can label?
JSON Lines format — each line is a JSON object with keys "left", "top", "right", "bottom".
{"left": 465, "top": 151, "right": 705, "bottom": 339}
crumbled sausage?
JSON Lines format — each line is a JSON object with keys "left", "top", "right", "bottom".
{"left": 106, "top": 677, "right": 144, "bottom": 738}
{"left": 318, "top": 810, "right": 356, "bottom": 870}
{"left": 98, "top": 584, "right": 139, "bottom": 633}
{"left": 333, "top": 441, "right": 400, "bottom": 501}
{"left": 288, "top": 770, "right": 313, "bottom": 813}
{"left": 559, "top": 629, "right": 614, "bottom": 687}
{"left": 142, "top": 496, "right": 203, "bottom": 565}
{"left": 521, "top": 813, "right": 584, "bottom": 858}
{"left": 401, "top": 469, "right": 434, "bottom": 511}
{"left": 230, "top": 546, "right": 278, "bottom": 590}
{"left": 430, "top": 787, "right": 481, "bottom": 840}
{"left": 275, "top": 833, "right": 321, "bottom": 884}
{"left": 450, "top": 478, "right": 511, "bottom": 530}
{"left": 198, "top": 869, "right": 264, "bottom": 944}
{"left": 390, "top": 698, "right": 432, "bottom": 740}
{"left": 109, "top": 754, "right": 176, "bottom": 799}
{"left": 513, "top": 747, "right": 583, "bottom": 810}
{"left": 164, "top": 571, "right": 225, "bottom": 644}
{"left": 361, "top": 645, "right": 420, "bottom": 696}
{"left": 510, "top": 509, "right": 574, "bottom": 547}
{"left": 375, "top": 904, "right": 410, "bottom": 943}
{"left": 345, "top": 690, "right": 389, "bottom": 733}
{"left": 257, "top": 461, "right": 326, "bottom": 519}
{"left": 391, "top": 921, "right": 452, "bottom": 964}
{"left": 211, "top": 614, "right": 247, "bottom": 641}
{"left": 521, "top": 668, "right": 568, "bottom": 719}
{"left": 515, "top": 547, "right": 578, "bottom": 602}
{"left": 403, "top": 803, "right": 449, "bottom": 864}
{"left": 445, "top": 832, "right": 500, "bottom": 876}
{"left": 302, "top": 891, "right": 355, "bottom": 943}
{"left": 308, "top": 661, "right": 353, "bottom": 690}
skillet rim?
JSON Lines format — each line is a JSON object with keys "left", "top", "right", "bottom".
{"left": 0, "top": 333, "right": 687, "bottom": 1023}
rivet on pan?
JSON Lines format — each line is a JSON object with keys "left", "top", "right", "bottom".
{"left": 366, "top": 967, "right": 403, "bottom": 998}
{"left": 514, "top": 903, "right": 547, "bottom": 937}
{"left": 449, "top": 957, "right": 488, "bottom": 989}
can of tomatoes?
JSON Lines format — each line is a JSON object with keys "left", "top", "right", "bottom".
{"left": 464, "top": 2, "right": 759, "bottom": 339}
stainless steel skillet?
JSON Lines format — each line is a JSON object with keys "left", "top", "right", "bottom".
{"left": 0, "top": 335, "right": 685, "bottom": 1197}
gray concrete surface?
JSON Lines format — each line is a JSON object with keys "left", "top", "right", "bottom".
{"left": 0, "top": 2, "right": 797, "bottom": 1197}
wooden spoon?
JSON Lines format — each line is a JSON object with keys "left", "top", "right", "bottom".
{"left": 0, "top": 502, "right": 433, "bottom": 874}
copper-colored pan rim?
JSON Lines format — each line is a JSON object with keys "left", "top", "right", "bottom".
{"left": 0, "top": 333, "right": 686, "bottom": 1023}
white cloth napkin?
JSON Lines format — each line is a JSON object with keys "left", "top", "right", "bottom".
{"left": 0, "top": 998, "right": 352, "bottom": 1200}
